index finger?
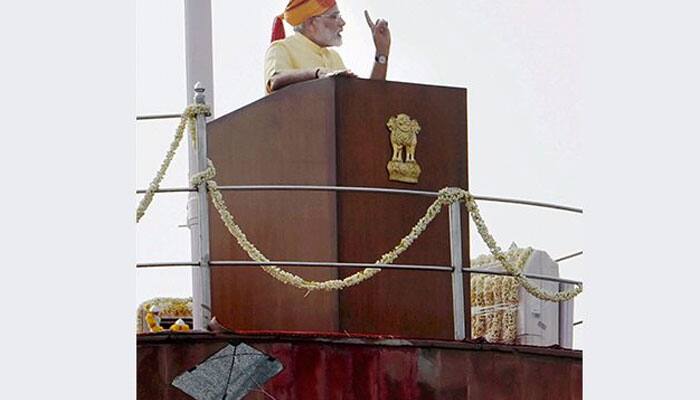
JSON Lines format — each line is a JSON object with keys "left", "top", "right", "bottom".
{"left": 364, "top": 10, "right": 375, "bottom": 28}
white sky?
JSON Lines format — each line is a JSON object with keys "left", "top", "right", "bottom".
{"left": 137, "top": 0, "right": 585, "bottom": 347}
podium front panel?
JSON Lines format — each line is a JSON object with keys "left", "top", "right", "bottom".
{"left": 334, "top": 79, "right": 469, "bottom": 339}
{"left": 206, "top": 78, "right": 469, "bottom": 339}
{"left": 207, "top": 80, "right": 340, "bottom": 332}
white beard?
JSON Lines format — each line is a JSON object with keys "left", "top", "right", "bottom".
{"left": 317, "top": 27, "right": 342, "bottom": 47}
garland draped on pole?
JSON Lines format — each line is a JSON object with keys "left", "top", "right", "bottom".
{"left": 136, "top": 105, "right": 210, "bottom": 222}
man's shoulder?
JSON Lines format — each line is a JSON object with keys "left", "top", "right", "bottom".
{"left": 269, "top": 34, "right": 300, "bottom": 49}
{"left": 268, "top": 38, "right": 289, "bottom": 51}
{"left": 266, "top": 38, "right": 293, "bottom": 60}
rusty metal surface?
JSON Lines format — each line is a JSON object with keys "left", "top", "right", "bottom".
{"left": 171, "top": 343, "right": 283, "bottom": 400}
{"left": 138, "top": 332, "right": 581, "bottom": 400}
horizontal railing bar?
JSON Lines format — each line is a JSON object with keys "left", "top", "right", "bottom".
{"left": 209, "top": 260, "right": 452, "bottom": 272}
{"left": 213, "top": 185, "right": 583, "bottom": 213}
{"left": 135, "top": 260, "right": 582, "bottom": 285}
{"left": 137, "top": 262, "right": 200, "bottom": 268}
{"left": 136, "top": 113, "right": 182, "bottom": 121}
{"left": 136, "top": 187, "right": 196, "bottom": 194}
{"left": 555, "top": 251, "right": 584, "bottom": 262}
{"left": 216, "top": 185, "right": 438, "bottom": 197}
{"left": 133, "top": 184, "right": 582, "bottom": 213}
{"left": 463, "top": 267, "right": 582, "bottom": 285}
{"left": 473, "top": 195, "right": 583, "bottom": 214}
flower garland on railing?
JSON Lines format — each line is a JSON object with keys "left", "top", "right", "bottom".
{"left": 135, "top": 104, "right": 210, "bottom": 222}
{"left": 460, "top": 189, "right": 582, "bottom": 302}
{"left": 192, "top": 160, "right": 446, "bottom": 291}
{"left": 139, "top": 106, "right": 582, "bottom": 302}
{"left": 192, "top": 164, "right": 583, "bottom": 301}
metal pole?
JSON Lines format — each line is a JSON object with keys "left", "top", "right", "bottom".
{"left": 559, "top": 282, "right": 575, "bottom": 348}
{"left": 184, "top": 0, "right": 214, "bottom": 331}
{"left": 184, "top": 0, "right": 214, "bottom": 113}
{"left": 189, "top": 84, "right": 212, "bottom": 330}
{"left": 448, "top": 202, "right": 466, "bottom": 341}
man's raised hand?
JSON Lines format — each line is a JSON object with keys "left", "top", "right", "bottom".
{"left": 364, "top": 10, "right": 391, "bottom": 56}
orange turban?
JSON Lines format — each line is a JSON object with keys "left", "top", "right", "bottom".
{"left": 271, "top": 0, "right": 337, "bottom": 42}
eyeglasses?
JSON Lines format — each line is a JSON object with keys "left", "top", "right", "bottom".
{"left": 314, "top": 12, "right": 343, "bottom": 21}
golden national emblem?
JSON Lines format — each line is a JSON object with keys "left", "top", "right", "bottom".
{"left": 386, "top": 113, "right": 422, "bottom": 183}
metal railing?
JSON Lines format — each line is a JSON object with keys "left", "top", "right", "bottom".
{"left": 555, "top": 251, "right": 584, "bottom": 262}
{"left": 136, "top": 261, "right": 583, "bottom": 286}
{"left": 137, "top": 84, "right": 583, "bottom": 341}
{"left": 136, "top": 113, "right": 183, "bottom": 121}
{"left": 136, "top": 184, "right": 583, "bottom": 214}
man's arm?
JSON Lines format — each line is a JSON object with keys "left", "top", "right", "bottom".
{"left": 268, "top": 68, "right": 356, "bottom": 93}
{"left": 268, "top": 68, "right": 319, "bottom": 92}
{"left": 365, "top": 11, "right": 391, "bottom": 80}
{"left": 370, "top": 55, "right": 388, "bottom": 81}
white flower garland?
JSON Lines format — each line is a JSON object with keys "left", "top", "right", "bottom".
{"left": 198, "top": 160, "right": 444, "bottom": 291}
{"left": 136, "top": 104, "right": 210, "bottom": 222}
{"left": 460, "top": 188, "right": 582, "bottom": 302}
{"left": 140, "top": 106, "right": 583, "bottom": 302}
{"left": 197, "top": 169, "right": 582, "bottom": 301}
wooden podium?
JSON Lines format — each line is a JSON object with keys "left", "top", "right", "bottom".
{"left": 207, "top": 77, "right": 469, "bottom": 339}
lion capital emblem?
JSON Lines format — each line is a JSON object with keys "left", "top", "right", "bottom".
{"left": 386, "top": 113, "right": 422, "bottom": 183}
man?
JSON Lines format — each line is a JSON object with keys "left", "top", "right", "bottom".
{"left": 265, "top": 0, "right": 391, "bottom": 93}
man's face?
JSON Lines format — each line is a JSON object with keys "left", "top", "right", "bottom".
{"left": 310, "top": 5, "right": 345, "bottom": 47}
